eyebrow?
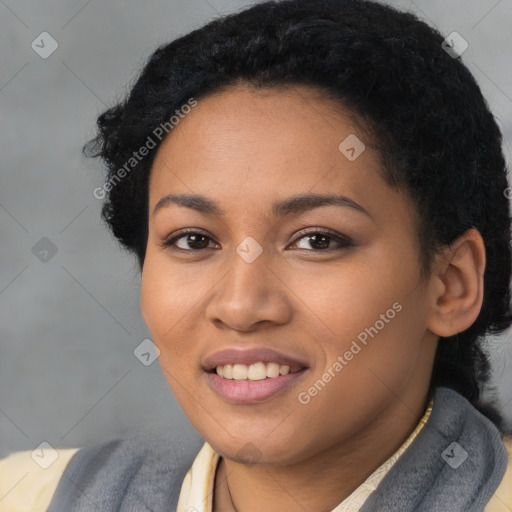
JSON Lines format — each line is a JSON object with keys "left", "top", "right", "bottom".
{"left": 153, "top": 193, "right": 371, "bottom": 219}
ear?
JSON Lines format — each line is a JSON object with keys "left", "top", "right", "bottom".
{"left": 427, "top": 228, "right": 486, "bottom": 338}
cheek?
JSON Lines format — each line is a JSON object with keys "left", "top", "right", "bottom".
{"left": 140, "top": 263, "right": 205, "bottom": 409}
{"left": 285, "top": 259, "right": 398, "bottom": 345}
{"left": 140, "top": 254, "right": 198, "bottom": 358}
{"left": 292, "top": 250, "right": 426, "bottom": 370}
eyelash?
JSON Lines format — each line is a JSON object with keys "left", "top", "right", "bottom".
{"left": 160, "top": 227, "right": 354, "bottom": 253}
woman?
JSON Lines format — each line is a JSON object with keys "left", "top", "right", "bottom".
{"left": 1, "top": 0, "right": 511, "bottom": 510}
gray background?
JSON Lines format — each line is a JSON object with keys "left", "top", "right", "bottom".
{"left": 1, "top": 0, "right": 511, "bottom": 458}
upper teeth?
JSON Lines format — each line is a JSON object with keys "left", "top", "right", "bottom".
{"left": 216, "top": 362, "right": 301, "bottom": 380}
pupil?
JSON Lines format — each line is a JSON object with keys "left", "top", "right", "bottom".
{"left": 310, "top": 234, "right": 329, "bottom": 249}
{"left": 189, "top": 234, "right": 208, "bottom": 249}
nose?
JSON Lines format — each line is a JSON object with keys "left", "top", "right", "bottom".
{"left": 205, "top": 245, "right": 293, "bottom": 332}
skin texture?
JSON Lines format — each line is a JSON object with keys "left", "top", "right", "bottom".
{"left": 140, "top": 84, "right": 486, "bottom": 512}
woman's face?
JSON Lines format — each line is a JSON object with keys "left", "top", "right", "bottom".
{"left": 140, "top": 84, "right": 439, "bottom": 465}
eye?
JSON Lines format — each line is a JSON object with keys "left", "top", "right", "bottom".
{"left": 160, "top": 227, "right": 353, "bottom": 253}
{"left": 288, "top": 228, "right": 353, "bottom": 251}
{"left": 160, "top": 228, "right": 219, "bottom": 251}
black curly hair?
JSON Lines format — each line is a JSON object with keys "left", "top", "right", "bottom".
{"left": 85, "top": 0, "right": 512, "bottom": 431}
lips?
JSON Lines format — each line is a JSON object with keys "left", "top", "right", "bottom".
{"left": 202, "top": 347, "right": 308, "bottom": 372}
{"left": 202, "top": 347, "right": 309, "bottom": 404}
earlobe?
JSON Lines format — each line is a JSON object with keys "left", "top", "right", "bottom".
{"left": 427, "top": 228, "right": 486, "bottom": 338}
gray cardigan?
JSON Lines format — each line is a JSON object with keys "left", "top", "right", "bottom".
{"left": 47, "top": 387, "right": 508, "bottom": 511}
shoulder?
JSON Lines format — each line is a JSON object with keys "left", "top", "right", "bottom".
{"left": 486, "top": 435, "right": 512, "bottom": 511}
{"left": 0, "top": 431, "right": 204, "bottom": 512}
{"left": 0, "top": 446, "right": 80, "bottom": 511}
{"left": 46, "top": 430, "right": 204, "bottom": 511}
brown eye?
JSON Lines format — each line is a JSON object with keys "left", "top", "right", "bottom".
{"left": 290, "top": 229, "right": 353, "bottom": 251}
{"left": 162, "top": 229, "right": 218, "bottom": 251}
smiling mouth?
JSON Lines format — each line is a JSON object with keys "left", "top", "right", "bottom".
{"left": 210, "top": 362, "right": 305, "bottom": 380}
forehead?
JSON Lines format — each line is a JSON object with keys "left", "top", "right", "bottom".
{"left": 148, "top": 84, "right": 385, "bottom": 209}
